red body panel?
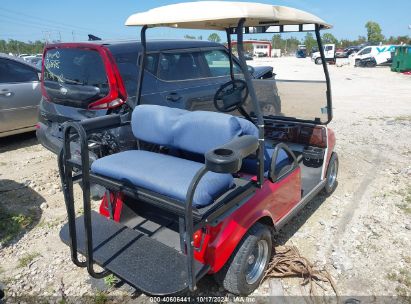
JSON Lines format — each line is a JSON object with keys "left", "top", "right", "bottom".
{"left": 324, "top": 128, "right": 336, "bottom": 176}
{"left": 196, "top": 168, "right": 301, "bottom": 273}
{"left": 100, "top": 192, "right": 124, "bottom": 222}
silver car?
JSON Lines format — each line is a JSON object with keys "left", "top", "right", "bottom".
{"left": 0, "top": 53, "right": 41, "bottom": 137}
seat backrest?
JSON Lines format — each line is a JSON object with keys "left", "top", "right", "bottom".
{"left": 132, "top": 105, "right": 258, "bottom": 155}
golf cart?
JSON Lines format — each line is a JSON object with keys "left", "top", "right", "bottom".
{"left": 58, "top": 1, "right": 337, "bottom": 296}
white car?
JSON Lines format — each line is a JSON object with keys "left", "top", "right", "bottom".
{"left": 350, "top": 45, "right": 397, "bottom": 66}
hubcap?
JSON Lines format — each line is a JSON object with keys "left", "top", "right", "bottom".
{"left": 327, "top": 159, "right": 338, "bottom": 188}
{"left": 245, "top": 239, "right": 269, "bottom": 285}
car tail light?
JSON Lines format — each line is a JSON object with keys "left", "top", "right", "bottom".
{"left": 88, "top": 48, "right": 128, "bottom": 110}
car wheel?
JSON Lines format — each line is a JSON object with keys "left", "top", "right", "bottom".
{"left": 366, "top": 60, "right": 376, "bottom": 68}
{"left": 355, "top": 59, "right": 361, "bottom": 67}
{"left": 315, "top": 58, "right": 322, "bottom": 65}
{"left": 324, "top": 152, "right": 338, "bottom": 194}
{"left": 214, "top": 223, "right": 272, "bottom": 295}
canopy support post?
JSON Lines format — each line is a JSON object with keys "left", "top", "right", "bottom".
{"left": 226, "top": 29, "right": 235, "bottom": 81}
{"left": 315, "top": 24, "right": 333, "bottom": 123}
{"left": 235, "top": 19, "right": 264, "bottom": 187}
{"left": 136, "top": 25, "right": 148, "bottom": 106}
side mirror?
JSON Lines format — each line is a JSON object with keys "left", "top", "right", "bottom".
{"left": 247, "top": 65, "right": 255, "bottom": 75}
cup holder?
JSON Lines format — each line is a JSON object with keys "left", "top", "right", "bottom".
{"left": 302, "top": 146, "right": 324, "bottom": 168}
{"left": 214, "top": 148, "right": 234, "bottom": 157}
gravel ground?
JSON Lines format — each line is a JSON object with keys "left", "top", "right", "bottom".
{"left": 0, "top": 57, "right": 410, "bottom": 302}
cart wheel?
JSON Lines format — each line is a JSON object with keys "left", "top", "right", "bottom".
{"left": 214, "top": 223, "right": 272, "bottom": 295}
{"left": 324, "top": 152, "right": 338, "bottom": 194}
{"left": 315, "top": 58, "right": 322, "bottom": 65}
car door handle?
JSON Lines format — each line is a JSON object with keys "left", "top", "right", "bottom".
{"left": 0, "top": 90, "right": 13, "bottom": 97}
{"left": 166, "top": 92, "right": 181, "bottom": 102}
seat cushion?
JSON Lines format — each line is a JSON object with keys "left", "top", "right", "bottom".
{"left": 91, "top": 150, "right": 234, "bottom": 208}
{"left": 241, "top": 146, "right": 290, "bottom": 176}
{"left": 131, "top": 105, "right": 258, "bottom": 155}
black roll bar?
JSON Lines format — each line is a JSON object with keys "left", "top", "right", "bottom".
{"left": 60, "top": 122, "right": 109, "bottom": 279}
{"left": 58, "top": 149, "right": 86, "bottom": 268}
{"left": 184, "top": 166, "right": 208, "bottom": 291}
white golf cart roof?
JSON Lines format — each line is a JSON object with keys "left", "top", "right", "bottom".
{"left": 125, "top": 1, "right": 332, "bottom": 30}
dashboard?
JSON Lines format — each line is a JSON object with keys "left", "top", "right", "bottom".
{"left": 264, "top": 121, "right": 327, "bottom": 148}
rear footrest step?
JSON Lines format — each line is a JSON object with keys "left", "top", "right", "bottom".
{"left": 60, "top": 211, "right": 207, "bottom": 295}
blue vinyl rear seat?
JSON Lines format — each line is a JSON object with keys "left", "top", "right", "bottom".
{"left": 91, "top": 105, "right": 258, "bottom": 208}
{"left": 91, "top": 150, "right": 233, "bottom": 208}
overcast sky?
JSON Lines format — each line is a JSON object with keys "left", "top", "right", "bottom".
{"left": 1, "top": 0, "right": 410, "bottom": 42}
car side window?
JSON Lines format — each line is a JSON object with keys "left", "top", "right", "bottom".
{"left": 158, "top": 52, "right": 206, "bottom": 81}
{"left": 204, "top": 50, "right": 242, "bottom": 77}
{"left": 359, "top": 47, "right": 371, "bottom": 55}
{"left": 325, "top": 46, "right": 333, "bottom": 51}
{"left": 0, "top": 58, "right": 39, "bottom": 83}
{"left": 113, "top": 52, "right": 159, "bottom": 96}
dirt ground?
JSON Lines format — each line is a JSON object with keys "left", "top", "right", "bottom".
{"left": 0, "top": 57, "right": 410, "bottom": 303}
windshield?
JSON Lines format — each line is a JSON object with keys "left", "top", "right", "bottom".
{"left": 241, "top": 56, "right": 329, "bottom": 123}
{"left": 243, "top": 79, "right": 329, "bottom": 123}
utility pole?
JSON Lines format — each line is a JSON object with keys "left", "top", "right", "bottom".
{"left": 72, "top": 31, "right": 76, "bottom": 42}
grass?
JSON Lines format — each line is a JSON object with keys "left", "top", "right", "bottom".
{"left": 365, "top": 115, "right": 411, "bottom": 123}
{"left": 397, "top": 186, "right": 411, "bottom": 214}
{"left": 388, "top": 269, "right": 411, "bottom": 298}
{"left": 393, "top": 115, "right": 411, "bottom": 122}
{"left": 387, "top": 269, "right": 411, "bottom": 287}
{"left": 0, "top": 205, "right": 34, "bottom": 245}
{"left": 36, "top": 219, "right": 61, "bottom": 229}
{"left": 17, "top": 252, "right": 40, "bottom": 268}
{"left": 93, "top": 291, "right": 108, "bottom": 304}
{"left": 103, "top": 274, "right": 119, "bottom": 287}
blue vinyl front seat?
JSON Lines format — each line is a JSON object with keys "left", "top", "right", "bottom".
{"left": 91, "top": 105, "right": 258, "bottom": 208}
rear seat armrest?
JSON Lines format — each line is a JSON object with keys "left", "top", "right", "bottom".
{"left": 79, "top": 114, "right": 129, "bottom": 134}
{"left": 205, "top": 135, "right": 258, "bottom": 173}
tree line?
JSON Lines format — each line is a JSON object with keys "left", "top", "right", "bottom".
{"left": 1, "top": 21, "right": 409, "bottom": 55}
{"left": 0, "top": 39, "right": 45, "bottom": 55}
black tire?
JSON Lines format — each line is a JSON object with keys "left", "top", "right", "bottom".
{"left": 366, "top": 60, "right": 376, "bottom": 68}
{"left": 324, "top": 152, "right": 338, "bottom": 194}
{"left": 315, "top": 58, "right": 322, "bottom": 65}
{"left": 355, "top": 59, "right": 361, "bottom": 67}
{"left": 214, "top": 223, "right": 272, "bottom": 295}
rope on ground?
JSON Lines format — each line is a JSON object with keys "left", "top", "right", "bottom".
{"left": 263, "top": 245, "right": 339, "bottom": 299}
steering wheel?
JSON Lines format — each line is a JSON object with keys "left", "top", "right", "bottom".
{"left": 213, "top": 79, "right": 249, "bottom": 113}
